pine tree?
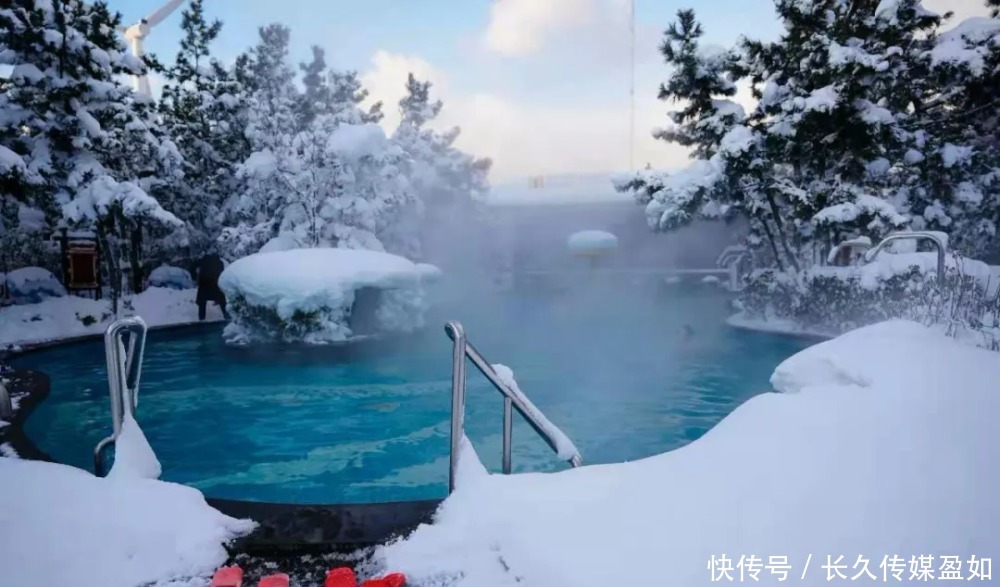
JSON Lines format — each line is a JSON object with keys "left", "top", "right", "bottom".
{"left": 297, "top": 46, "right": 332, "bottom": 129}
{"left": 392, "top": 73, "right": 491, "bottom": 258}
{"left": 0, "top": 0, "right": 183, "bottom": 310}
{"left": 159, "top": 0, "right": 248, "bottom": 259}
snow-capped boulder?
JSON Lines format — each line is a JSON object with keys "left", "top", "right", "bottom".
{"left": 218, "top": 248, "right": 439, "bottom": 345}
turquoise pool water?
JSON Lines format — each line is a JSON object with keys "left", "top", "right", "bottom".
{"left": 18, "top": 281, "right": 809, "bottom": 504}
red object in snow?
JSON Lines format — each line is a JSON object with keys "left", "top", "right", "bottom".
{"left": 382, "top": 573, "right": 407, "bottom": 587}
{"left": 325, "top": 567, "right": 357, "bottom": 587}
{"left": 258, "top": 573, "right": 290, "bottom": 587}
{"left": 211, "top": 566, "right": 244, "bottom": 587}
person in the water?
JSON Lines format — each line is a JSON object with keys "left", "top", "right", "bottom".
{"left": 681, "top": 324, "right": 694, "bottom": 343}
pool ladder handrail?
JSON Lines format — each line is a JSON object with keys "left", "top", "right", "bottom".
{"left": 94, "top": 316, "right": 148, "bottom": 476}
{"left": 445, "top": 321, "right": 582, "bottom": 494}
{"left": 0, "top": 378, "right": 12, "bottom": 421}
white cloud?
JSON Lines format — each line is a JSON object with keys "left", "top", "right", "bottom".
{"left": 362, "top": 50, "right": 695, "bottom": 181}
{"left": 365, "top": 0, "right": 989, "bottom": 182}
{"left": 483, "top": 0, "right": 598, "bottom": 56}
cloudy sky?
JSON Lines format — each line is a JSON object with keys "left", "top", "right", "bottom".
{"left": 113, "top": 0, "right": 990, "bottom": 182}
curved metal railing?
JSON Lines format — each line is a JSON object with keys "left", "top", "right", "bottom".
{"left": 94, "top": 316, "right": 148, "bottom": 475}
{"left": 445, "top": 321, "right": 582, "bottom": 493}
{"left": 863, "top": 231, "right": 948, "bottom": 282}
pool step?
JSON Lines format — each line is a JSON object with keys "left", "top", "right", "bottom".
{"left": 211, "top": 564, "right": 407, "bottom": 587}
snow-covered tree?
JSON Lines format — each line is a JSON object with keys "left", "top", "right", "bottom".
{"left": 219, "top": 26, "right": 413, "bottom": 258}
{"left": 0, "top": 0, "right": 183, "bottom": 310}
{"left": 617, "top": 1, "right": 1000, "bottom": 269}
{"left": 391, "top": 73, "right": 491, "bottom": 259}
{"left": 158, "top": 0, "right": 248, "bottom": 258}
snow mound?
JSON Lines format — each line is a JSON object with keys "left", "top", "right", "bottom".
{"left": 375, "top": 320, "right": 1000, "bottom": 587}
{"left": 218, "top": 248, "right": 439, "bottom": 344}
{"left": 566, "top": 230, "right": 618, "bottom": 254}
{"left": 146, "top": 265, "right": 195, "bottom": 290}
{"left": 106, "top": 411, "right": 162, "bottom": 480}
{"left": 0, "top": 458, "right": 255, "bottom": 587}
{"left": 4, "top": 267, "right": 67, "bottom": 304}
{"left": 259, "top": 233, "right": 302, "bottom": 253}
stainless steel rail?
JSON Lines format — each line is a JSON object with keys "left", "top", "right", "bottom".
{"left": 0, "top": 379, "right": 11, "bottom": 421}
{"left": 864, "top": 231, "right": 948, "bottom": 282}
{"left": 445, "top": 321, "right": 582, "bottom": 494}
{"left": 94, "top": 316, "right": 148, "bottom": 475}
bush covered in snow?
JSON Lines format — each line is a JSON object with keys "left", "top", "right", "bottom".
{"left": 145, "top": 265, "right": 195, "bottom": 290}
{"left": 3, "top": 267, "right": 66, "bottom": 305}
{"left": 218, "top": 248, "right": 439, "bottom": 345}
{"left": 739, "top": 252, "right": 999, "bottom": 346}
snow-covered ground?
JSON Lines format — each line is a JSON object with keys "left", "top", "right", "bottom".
{"left": 0, "top": 457, "right": 254, "bottom": 587}
{"left": 375, "top": 320, "right": 1000, "bottom": 586}
{"left": 0, "top": 287, "right": 225, "bottom": 349}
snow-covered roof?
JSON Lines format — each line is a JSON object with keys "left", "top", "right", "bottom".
{"left": 219, "top": 248, "right": 440, "bottom": 320}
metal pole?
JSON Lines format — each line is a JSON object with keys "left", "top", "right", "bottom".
{"left": 0, "top": 380, "right": 12, "bottom": 421}
{"left": 502, "top": 396, "right": 513, "bottom": 474}
{"left": 629, "top": 0, "right": 636, "bottom": 172}
{"left": 445, "top": 321, "right": 467, "bottom": 494}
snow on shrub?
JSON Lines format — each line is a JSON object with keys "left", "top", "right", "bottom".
{"left": 146, "top": 265, "right": 194, "bottom": 290}
{"left": 739, "top": 252, "right": 996, "bottom": 339}
{"left": 4, "top": 267, "right": 67, "bottom": 305}
{"left": 218, "top": 248, "right": 439, "bottom": 345}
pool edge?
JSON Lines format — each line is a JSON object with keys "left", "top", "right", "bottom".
{"left": 3, "top": 362, "right": 442, "bottom": 551}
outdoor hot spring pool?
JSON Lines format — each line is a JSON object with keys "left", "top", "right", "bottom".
{"left": 17, "top": 282, "right": 809, "bottom": 504}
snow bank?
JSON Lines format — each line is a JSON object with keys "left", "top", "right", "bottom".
{"left": 106, "top": 411, "right": 162, "bottom": 480}
{"left": 4, "top": 267, "right": 67, "bottom": 304}
{"left": 218, "top": 248, "right": 439, "bottom": 344}
{"left": 375, "top": 321, "right": 1000, "bottom": 586}
{"left": 0, "top": 287, "right": 225, "bottom": 349}
{"left": 0, "top": 458, "right": 255, "bottom": 587}
{"left": 566, "top": 230, "right": 618, "bottom": 255}
{"left": 146, "top": 265, "right": 195, "bottom": 290}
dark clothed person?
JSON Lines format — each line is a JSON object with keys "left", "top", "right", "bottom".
{"left": 196, "top": 254, "right": 229, "bottom": 321}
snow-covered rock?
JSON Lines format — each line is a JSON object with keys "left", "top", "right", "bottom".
{"left": 218, "top": 248, "right": 439, "bottom": 345}
{"left": 375, "top": 320, "right": 1000, "bottom": 587}
{"left": 0, "top": 457, "right": 255, "bottom": 587}
{"left": 3, "top": 267, "right": 67, "bottom": 304}
{"left": 566, "top": 230, "right": 618, "bottom": 255}
{"left": 146, "top": 265, "right": 195, "bottom": 290}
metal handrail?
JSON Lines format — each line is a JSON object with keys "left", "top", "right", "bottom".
{"left": 863, "top": 231, "right": 947, "bottom": 282}
{"left": 94, "top": 316, "right": 148, "bottom": 475}
{"left": 0, "top": 379, "right": 11, "bottom": 421}
{"left": 445, "top": 321, "right": 582, "bottom": 493}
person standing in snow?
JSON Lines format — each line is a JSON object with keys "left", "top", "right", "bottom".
{"left": 195, "top": 254, "right": 229, "bottom": 321}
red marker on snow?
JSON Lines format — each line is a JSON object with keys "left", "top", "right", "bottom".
{"left": 258, "top": 573, "right": 290, "bottom": 587}
{"left": 382, "top": 572, "right": 407, "bottom": 587}
{"left": 210, "top": 566, "right": 244, "bottom": 587}
{"left": 325, "top": 566, "right": 357, "bottom": 587}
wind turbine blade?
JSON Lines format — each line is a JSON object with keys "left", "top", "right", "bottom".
{"left": 144, "top": 0, "right": 187, "bottom": 28}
